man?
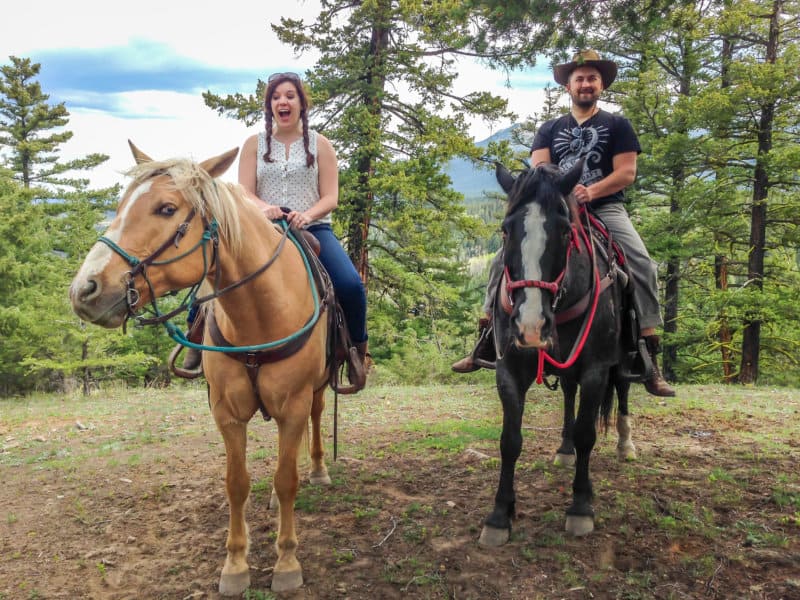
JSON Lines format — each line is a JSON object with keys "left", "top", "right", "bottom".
{"left": 452, "top": 49, "right": 675, "bottom": 397}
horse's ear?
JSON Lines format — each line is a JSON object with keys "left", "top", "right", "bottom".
{"left": 128, "top": 140, "right": 154, "bottom": 164}
{"left": 557, "top": 157, "right": 585, "bottom": 197}
{"left": 200, "top": 147, "right": 240, "bottom": 179}
{"left": 496, "top": 162, "right": 515, "bottom": 194}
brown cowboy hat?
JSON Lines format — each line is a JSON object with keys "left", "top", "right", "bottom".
{"left": 553, "top": 49, "right": 618, "bottom": 88}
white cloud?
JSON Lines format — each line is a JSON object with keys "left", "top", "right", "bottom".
{"left": 64, "top": 98, "right": 260, "bottom": 189}
{"left": 3, "top": 1, "right": 553, "bottom": 191}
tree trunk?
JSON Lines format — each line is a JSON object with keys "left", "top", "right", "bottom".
{"left": 714, "top": 253, "right": 734, "bottom": 381}
{"left": 738, "top": 0, "right": 781, "bottom": 384}
{"left": 347, "top": 18, "right": 390, "bottom": 291}
{"left": 715, "top": 30, "right": 735, "bottom": 383}
{"left": 662, "top": 196, "right": 679, "bottom": 382}
{"left": 82, "top": 338, "right": 90, "bottom": 396}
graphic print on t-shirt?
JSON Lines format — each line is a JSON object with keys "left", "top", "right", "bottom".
{"left": 552, "top": 123, "right": 609, "bottom": 186}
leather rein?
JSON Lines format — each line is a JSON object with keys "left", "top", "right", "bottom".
{"left": 98, "top": 195, "right": 323, "bottom": 357}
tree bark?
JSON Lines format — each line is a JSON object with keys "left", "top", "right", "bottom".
{"left": 738, "top": 0, "right": 781, "bottom": 384}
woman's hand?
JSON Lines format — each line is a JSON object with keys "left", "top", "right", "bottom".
{"left": 260, "top": 204, "right": 285, "bottom": 220}
{"left": 286, "top": 210, "right": 311, "bottom": 229}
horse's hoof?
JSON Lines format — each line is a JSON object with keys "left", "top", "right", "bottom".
{"left": 271, "top": 568, "right": 303, "bottom": 592}
{"left": 617, "top": 444, "right": 637, "bottom": 461}
{"left": 565, "top": 515, "right": 594, "bottom": 536}
{"left": 554, "top": 452, "right": 576, "bottom": 467}
{"left": 269, "top": 489, "right": 278, "bottom": 511}
{"left": 219, "top": 570, "right": 250, "bottom": 596}
{"left": 478, "top": 525, "right": 510, "bottom": 547}
{"left": 309, "top": 472, "right": 332, "bottom": 485}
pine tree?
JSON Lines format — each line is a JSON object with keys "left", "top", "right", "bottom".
{"left": 0, "top": 56, "right": 128, "bottom": 394}
{"left": 204, "top": 1, "right": 530, "bottom": 364}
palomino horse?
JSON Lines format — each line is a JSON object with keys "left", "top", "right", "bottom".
{"left": 69, "top": 143, "right": 331, "bottom": 594}
{"left": 479, "top": 160, "right": 632, "bottom": 546}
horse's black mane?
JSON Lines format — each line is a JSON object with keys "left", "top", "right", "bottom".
{"left": 505, "top": 163, "right": 568, "bottom": 218}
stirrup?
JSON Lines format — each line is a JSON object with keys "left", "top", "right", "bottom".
{"left": 168, "top": 343, "right": 204, "bottom": 380}
{"left": 617, "top": 338, "right": 653, "bottom": 382}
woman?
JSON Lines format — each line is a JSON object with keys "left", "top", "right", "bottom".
{"left": 180, "top": 73, "right": 368, "bottom": 386}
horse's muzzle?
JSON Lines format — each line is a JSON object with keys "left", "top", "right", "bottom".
{"left": 69, "top": 276, "right": 130, "bottom": 328}
{"left": 512, "top": 321, "right": 552, "bottom": 350}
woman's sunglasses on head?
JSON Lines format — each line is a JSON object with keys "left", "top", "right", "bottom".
{"left": 268, "top": 72, "right": 301, "bottom": 83}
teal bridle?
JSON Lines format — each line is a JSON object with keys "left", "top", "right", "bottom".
{"left": 97, "top": 206, "right": 322, "bottom": 354}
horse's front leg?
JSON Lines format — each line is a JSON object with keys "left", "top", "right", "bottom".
{"left": 554, "top": 378, "right": 578, "bottom": 467}
{"left": 479, "top": 364, "right": 531, "bottom": 547}
{"left": 270, "top": 404, "right": 309, "bottom": 593}
{"left": 309, "top": 387, "right": 331, "bottom": 485}
{"left": 215, "top": 418, "right": 252, "bottom": 596}
{"left": 564, "top": 372, "right": 605, "bottom": 537}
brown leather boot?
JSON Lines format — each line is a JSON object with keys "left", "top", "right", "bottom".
{"left": 643, "top": 336, "right": 675, "bottom": 397}
{"left": 182, "top": 348, "right": 202, "bottom": 370}
{"left": 181, "top": 312, "right": 205, "bottom": 371}
{"left": 452, "top": 317, "right": 496, "bottom": 373}
{"left": 346, "top": 341, "right": 369, "bottom": 392}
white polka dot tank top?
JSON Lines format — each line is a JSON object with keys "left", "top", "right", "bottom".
{"left": 255, "top": 129, "right": 330, "bottom": 225}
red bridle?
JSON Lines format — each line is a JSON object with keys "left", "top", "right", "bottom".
{"left": 502, "top": 218, "right": 600, "bottom": 385}
{"left": 503, "top": 224, "right": 582, "bottom": 308}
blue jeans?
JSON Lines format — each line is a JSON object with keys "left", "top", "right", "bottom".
{"left": 308, "top": 224, "right": 368, "bottom": 344}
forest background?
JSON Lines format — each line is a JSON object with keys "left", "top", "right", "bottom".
{"left": 1, "top": 0, "right": 798, "bottom": 397}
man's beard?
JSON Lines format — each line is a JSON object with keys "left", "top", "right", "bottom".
{"left": 570, "top": 90, "right": 599, "bottom": 109}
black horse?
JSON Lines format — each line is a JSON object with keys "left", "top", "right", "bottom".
{"left": 479, "top": 160, "right": 632, "bottom": 546}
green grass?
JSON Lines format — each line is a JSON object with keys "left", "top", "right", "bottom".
{"left": 2, "top": 383, "right": 799, "bottom": 599}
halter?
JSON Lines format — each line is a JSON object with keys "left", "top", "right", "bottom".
{"left": 501, "top": 208, "right": 604, "bottom": 385}
{"left": 98, "top": 207, "right": 220, "bottom": 328}
{"left": 503, "top": 224, "right": 580, "bottom": 312}
{"left": 97, "top": 184, "right": 322, "bottom": 354}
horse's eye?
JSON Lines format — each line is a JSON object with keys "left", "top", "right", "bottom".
{"left": 158, "top": 204, "right": 178, "bottom": 217}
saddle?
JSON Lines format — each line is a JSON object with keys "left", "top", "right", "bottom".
{"left": 584, "top": 212, "right": 653, "bottom": 382}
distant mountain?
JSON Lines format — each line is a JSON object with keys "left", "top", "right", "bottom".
{"left": 445, "top": 124, "right": 530, "bottom": 200}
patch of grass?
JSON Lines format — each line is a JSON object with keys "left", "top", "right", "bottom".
{"left": 532, "top": 530, "right": 565, "bottom": 547}
{"left": 771, "top": 487, "right": 800, "bottom": 510}
{"left": 381, "top": 555, "right": 437, "bottom": 585}
{"left": 682, "top": 553, "right": 718, "bottom": 579}
{"left": 249, "top": 448, "right": 269, "bottom": 461}
{"left": 332, "top": 548, "right": 355, "bottom": 564}
{"left": 392, "top": 420, "right": 501, "bottom": 455}
{"left": 353, "top": 506, "right": 379, "bottom": 520}
{"left": 615, "top": 572, "right": 655, "bottom": 599}
{"left": 243, "top": 589, "right": 276, "bottom": 600}
{"left": 735, "top": 520, "right": 791, "bottom": 548}
{"left": 250, "top": 477, "right": 271, "bottom": 501}
{"left": 708, "top": 467, "right": 737, "bottom": 484}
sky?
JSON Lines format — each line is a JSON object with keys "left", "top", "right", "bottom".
{"left": 1, "top": 0, "right": 554, "bottom": 191}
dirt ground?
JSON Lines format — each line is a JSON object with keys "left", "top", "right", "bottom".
{"left": 1, "top": 383, "right": 799, "bottom": 599}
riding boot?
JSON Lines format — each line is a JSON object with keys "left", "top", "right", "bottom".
{"left": 346, "top": 341, "right": 369, "bottom": 391}
{"left": 181, "top": 312, "right": 206, "bottom": 371}
{"left": 452, "top": 317, "right": 496, "bottom": 373}
{"left": 643, "top": 335, "right": 675, "bottom": 397}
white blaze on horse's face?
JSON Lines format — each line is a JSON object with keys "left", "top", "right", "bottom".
{"left": 516, "top": 202, "right": 549, "bottom": 348}
{"left": 73, "top": 180, "right": 153, "bottom": 284}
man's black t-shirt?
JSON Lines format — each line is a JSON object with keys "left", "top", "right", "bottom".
{"left": 531, "top": 109, "right": 641, "bottom": 206}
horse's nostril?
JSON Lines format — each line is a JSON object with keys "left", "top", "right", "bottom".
{"left": 78, "top": 279, "right": 99, "bottom": 302}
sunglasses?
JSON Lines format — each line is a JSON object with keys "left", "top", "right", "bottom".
{"left": 268, "top": 72, "right": 302, "bottom": 83}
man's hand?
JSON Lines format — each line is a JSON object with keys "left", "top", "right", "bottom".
{"left": 573, "top": 184, "right": 593, "bottom": 204}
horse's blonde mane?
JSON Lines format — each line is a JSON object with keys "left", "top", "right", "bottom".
{"left": 125, "top": 159, "right": 245, "bottom": 256}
